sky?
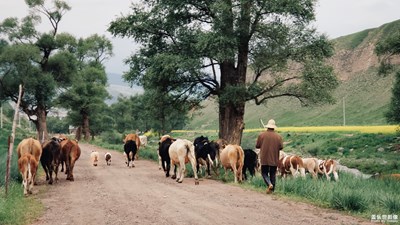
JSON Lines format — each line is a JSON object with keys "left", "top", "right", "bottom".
{"left": 0, "top": 0, "right": 400, "bottom": 75}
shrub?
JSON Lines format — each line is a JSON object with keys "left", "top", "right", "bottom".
{"left": 100, "top": 130, "right": 123, "bottom": 145}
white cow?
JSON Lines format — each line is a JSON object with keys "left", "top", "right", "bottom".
{"left": 139, "top": 135, "right": 148, "bottom": 147}
{"left": 168, "top": 139, "right": 199, "bottom": 185}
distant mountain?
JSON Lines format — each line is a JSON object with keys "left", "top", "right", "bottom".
{"left": 106, "top": 73, "right": 143, "bottom": 104}
{"left": 186, "top": 20, "right": 400, "bottom": 129}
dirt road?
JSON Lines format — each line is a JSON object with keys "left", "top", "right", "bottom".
{"left": 31, "top": 143, "right": 373, "bottom": 225}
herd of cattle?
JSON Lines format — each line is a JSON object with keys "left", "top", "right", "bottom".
{"left": 15, "top": 133, "right": 340, "bottom": 196}
{"left": 16, "top": 135, "right": 81, "bottom": 195}
{"left": 154, "top": 134, "right": 340, "bottom": 185}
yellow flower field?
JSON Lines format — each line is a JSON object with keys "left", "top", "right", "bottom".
{"left": 174, "top": 125, "right": 399, "bottom": 134}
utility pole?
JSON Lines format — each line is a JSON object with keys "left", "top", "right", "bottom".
{"left": 343, "top": 97, "right": 346, "bottom": 126}
{"left": 6, "top": 85, "right": 23, "bottom": 195}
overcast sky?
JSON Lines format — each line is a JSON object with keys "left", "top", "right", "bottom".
{"left": 1, "top": 0, "right": 400, "bottom": 75}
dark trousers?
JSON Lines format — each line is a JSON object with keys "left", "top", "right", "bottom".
{"left": 261, "top": 165, "right": 277, "bottom": 191}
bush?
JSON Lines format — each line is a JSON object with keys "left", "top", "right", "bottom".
{"left": 100, "top": 130, "right": 124, "bottom": 145}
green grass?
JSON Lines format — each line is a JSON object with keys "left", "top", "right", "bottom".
{"left": 0, "top": 183, "right": 43, "bottom": 225}
{"left": 0, "top": 124, "right": 43, "bottom": 225}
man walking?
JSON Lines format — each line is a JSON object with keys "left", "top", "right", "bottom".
{"left": 256, "top": 119, "right": 283, "bottom": 194}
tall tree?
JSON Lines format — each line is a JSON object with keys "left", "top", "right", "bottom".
{"left": 0, "top": 0, "right": 76, "bottom": 141}
{"left": 58, "top": 34, "right": 112, "bottom": 141}
{"left": 108, "top": 0, "right": 338, "bottom": 144}
{"left": 375, "top": 31, "right": 400, "bottom": 124}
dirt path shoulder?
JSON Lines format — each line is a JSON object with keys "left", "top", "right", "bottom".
{"left": 31, "top": 143, "right": 373, "bottom": 225}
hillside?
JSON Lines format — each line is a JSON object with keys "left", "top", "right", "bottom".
{"left": 106, "top": 73, "right": 143, "bottom": 104}
{"left": 185, "top": 20, "right": 400, "bottom": 130}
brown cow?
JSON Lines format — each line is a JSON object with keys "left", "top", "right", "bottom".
{"left": 124, "top": 133, "right": 141, "bottom": 160}
{"left": 17, "top": 138, "right": 42, "bottom": 195}
{"left": 220, "top": 144, "right": 244, "bottom": 183}
{"left": 60, "top": 138, "right": 81, "bottom": 181}
{"left": 18, "top": 153, "right": 38, "bottom": 196}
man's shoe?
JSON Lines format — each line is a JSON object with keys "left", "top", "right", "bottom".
{"left": 266, "top": 184, "right": 274, "bottom": 194}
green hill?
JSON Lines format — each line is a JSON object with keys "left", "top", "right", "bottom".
{"left": 185, "top": 20, "right": 400, "bottom": 130}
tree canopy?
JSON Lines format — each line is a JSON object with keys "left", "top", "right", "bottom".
{"left": 109, "top": 0, "right": 338, "bottom": 144}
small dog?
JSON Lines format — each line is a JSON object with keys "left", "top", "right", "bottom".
{"left": 90, "top": 151, "right": 99, "bottom": 166}
{"left": 105, "top": 152, "right": 112, "bottom": 166}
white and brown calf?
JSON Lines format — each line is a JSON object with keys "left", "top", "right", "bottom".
{"left": 278, "top": 151, "right": 306, "bottom": 178}
{"left": 18, "top": 153, "right": 38, "bottom": 196}
{"left": 318, "top": 159, "right": 339, "bottom": 181}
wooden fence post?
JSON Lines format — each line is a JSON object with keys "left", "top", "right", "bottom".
{"left": 5, "top": 84, "right": 23, "bottom": 196}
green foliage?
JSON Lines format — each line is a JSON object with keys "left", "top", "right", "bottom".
{"left": 99, "top": 130, "right": 124, "bottom": 145}
{"left": 385, "top": 71, "right": 400, "bottom": 124}
{"left": 46, "top": 116, "right": 69, "bottom": 134}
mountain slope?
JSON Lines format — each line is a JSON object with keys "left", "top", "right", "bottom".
{"left": 185, "top": 20, "right": 400, "bottom": 130}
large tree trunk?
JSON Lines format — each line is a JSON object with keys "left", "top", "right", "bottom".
{"left": 218, "top": 60, "right": 247, "bottom": 145}
{"left": 219, "top": 102, "right": 245, "bottom": 145}
{"left": 34, "top": 106, "right": 48, "bottom": 143}
{"left": 82, "top": 113, "right": 90, "bottom": 141}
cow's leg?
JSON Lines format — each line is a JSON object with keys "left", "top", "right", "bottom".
{"left": 177, "top": 160, "right": 184, "bottom": 183}
{"left": 242, "top": 166, "right": 248, "bottom": 180}
{"left": 125, "top": 151, "right": 130, "bottom": 168}
{"left": 158, "top": 150, "right": 162, "bottom": 170}
{"left": 60, "top": 159, "right": 64, "bottom": 172}
{"left": 238, "top": 162, "right": 244, "bottom": 183}
{"left": 165, "top": 160, "right": 170, "bottom": 177}
{"left": 196, "top": 158, "right": 200, "bottom": 175}
{"left": 54, "top": 163, "right": 59, "bottom": 182}
{"left": 171, "top": 163, "right": 177, "bottom": 180}
{"left": 66, "top": 155, "right": 72, "bottom": 180}
{"left": 233, "top": 166, "right": 238, "bottom": 183}
{"left": 130, "top": 151, "right": 136, "bottom": 168}
{"left": 68, "top": 158, "right": 77, "bottom": 182}
{"left": 42, "top": 161, "right": 49, "bottom": 181}
{"left": 188, "top": 151, "right": 199, "bottom": 185}
{"left": 48, "top": 163, "right": 54, "bottom": 185}
{"left": 333, "top": 171, "right": 339, "bottom": 181}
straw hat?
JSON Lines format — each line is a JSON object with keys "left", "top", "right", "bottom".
{"left": 265, "top": 119, "right": 277, "bottom": 129}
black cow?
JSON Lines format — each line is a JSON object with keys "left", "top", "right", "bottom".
{"left": 242, "top": 149, "right": 259, "bottom": 180}
{"left": 158, "top": 137, "right": 176, "bottom": 178}
{"left": 194, "top": 136, "right": 218, "bottom": 177}
{"left": 124, "top": 140, "right": 137, "bottom": 168}
{"left": 40, "top": 137, "right": 61, "bottom": 184}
